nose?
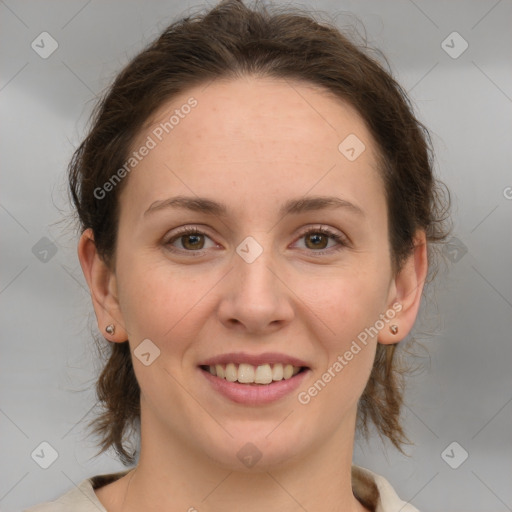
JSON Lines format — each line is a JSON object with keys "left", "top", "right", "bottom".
{"left": 216, "top": 239, "right": 295, "bottom": 334}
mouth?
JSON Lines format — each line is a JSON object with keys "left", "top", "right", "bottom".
{"left": 198, "top": 353, "right": 311, "bottom": 405}
{"left": 199, "top": 362, "right": 306, "bottom": 385}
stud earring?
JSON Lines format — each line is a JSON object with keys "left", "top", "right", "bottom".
{"left": 105, "top": 324, "right": 115, "bottom": 335}
{"left": 389, "top": 325, "right": 398, "bottom": 335}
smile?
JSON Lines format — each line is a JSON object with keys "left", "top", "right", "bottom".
{"left": 200, "top": 363, "right": 303, "bottom": 384}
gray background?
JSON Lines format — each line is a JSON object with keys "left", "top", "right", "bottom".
{"left": 1, "top": 1, "right": 511, "bottom": 511}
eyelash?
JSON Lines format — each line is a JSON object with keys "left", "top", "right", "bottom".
{"left": 164, "top": 225, "right": 349, "bottom": 257}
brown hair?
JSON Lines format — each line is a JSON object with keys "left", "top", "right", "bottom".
{"left": 69, "top": 0, "right": 450, "bottom": 465}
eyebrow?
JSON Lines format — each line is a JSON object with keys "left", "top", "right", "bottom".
{"left": 144, "top": 195, "right": 365, "bottom": 218}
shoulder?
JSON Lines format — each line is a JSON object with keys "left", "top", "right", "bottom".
{"left": 352, "top": 465, "right": 420, "bottom": 512}
{"left": 24, "top": 470, "right": 130, "bottom": 512}
{"left": 25, "top": 466, "right": 415, "bottom": 512}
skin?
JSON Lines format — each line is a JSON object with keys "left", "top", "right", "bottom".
{"left": 79, "top": 76, "right": 427, "bottom": 512}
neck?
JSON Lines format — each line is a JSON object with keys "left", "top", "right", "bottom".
{"left": 118, "top": 405, "right": 368, "bottom": 512}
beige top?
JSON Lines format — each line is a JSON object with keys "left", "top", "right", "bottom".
{"left": 24, "top": 465, "right": 419, "bottom": 512}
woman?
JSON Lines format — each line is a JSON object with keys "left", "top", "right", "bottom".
{"left": 26, "top": 0, "right": 450, "bottom": 510}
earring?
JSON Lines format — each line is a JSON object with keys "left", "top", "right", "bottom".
{"left": 389, "top": 325, "right": 399, "bottom": 335}
{"left": 105, "top": 324, "right": 115, "bottom": 335}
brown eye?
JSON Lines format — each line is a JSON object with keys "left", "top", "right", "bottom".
{"left": 304, "top": 232, "right": 329, "bottom": 250}
{"left": 293, "top": 227, "right": 348, "bottom": 255}
{"left": 165, "top": 227, "right": 216, "bottom": 253}
{"left": 181, "top": 233, "right": 205, "bottom": 250}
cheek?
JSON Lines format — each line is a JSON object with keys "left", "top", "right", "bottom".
{"left": 115, "top": 251, "right": 190, "bottom": 340}
{"left": 298, "top": 275, "right": 383, "bottom": 412}
{"left": 297, "top": 266, "right": 390, "bottom": 341}
{"left": 115, "top": 251, "right": 218, "bottom": 375}
{"left": 115, "top": 258, "right": 201, "bottom": 389}
{"left": 297, "top": 268, "right": 389, "bottom": 403}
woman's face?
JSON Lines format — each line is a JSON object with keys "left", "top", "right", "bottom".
{"left": 104, "top": 77, "right": 405, "bottom": 469}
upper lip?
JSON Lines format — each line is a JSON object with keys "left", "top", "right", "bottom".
{"left": 199, "top": 352, "right": 310, "bottom": 368}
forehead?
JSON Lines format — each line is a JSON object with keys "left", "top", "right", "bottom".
{"left": 122, "top": 76, "right": 383, "bottom": 220}
{"left": 144, "top": 76, "right": 374, "bottom": 159}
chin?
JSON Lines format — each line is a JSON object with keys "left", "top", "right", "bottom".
{"left": 201, "top": 428, "right": 308, "bottom": 473}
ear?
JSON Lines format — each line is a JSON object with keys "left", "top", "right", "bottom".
{"left": 379, "top": 229, "right": 428, "bottom": 344}
{"left": 77, "top": 228, "right": 128, "bottom": 343}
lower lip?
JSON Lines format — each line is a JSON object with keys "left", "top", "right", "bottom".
{"left": 200, "top": 367, "right": 310, "bottom": 405}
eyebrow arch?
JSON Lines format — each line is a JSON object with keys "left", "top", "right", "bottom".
{"left": 144, "top": 195, "right": 364, "bottom": 218}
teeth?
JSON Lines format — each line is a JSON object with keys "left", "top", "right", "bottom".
{"left": 225, "top": 363, "right": 237, "bottom": 382}
{"left": 215, "top": 364, "right": 225, "bottom": 378}
{"left": 272, "top": 363, "right": 283, "bottom": 381}
{"left": 238, "top": 363, "right": 255, "bottom": 383}
{"left": 254, "top": 364, "right": 272, "bottom": 384}
{"left": 205, "top": 362, "right": 303, "bottom": 384}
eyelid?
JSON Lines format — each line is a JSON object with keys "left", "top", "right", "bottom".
{"left": 292, "top": 224, "right": 350, "bottom": 254}
{"left": 163, "top": 224, "right": 350, "bottom": 255}
{"left": 294, "top": 224, "right": 349, "bottom": 244}
{"left": 163, "top": 225, "right": 217, "bottom": 251}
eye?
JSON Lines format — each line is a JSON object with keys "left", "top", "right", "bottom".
{"left": 164, "top": 225, "right": 349, "bottom": 256}
{"left": 164, "top": 227, "right": 217, "bottom": 253}
{"left": 293, "top": 226, "right": 348, "bottom": 254}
